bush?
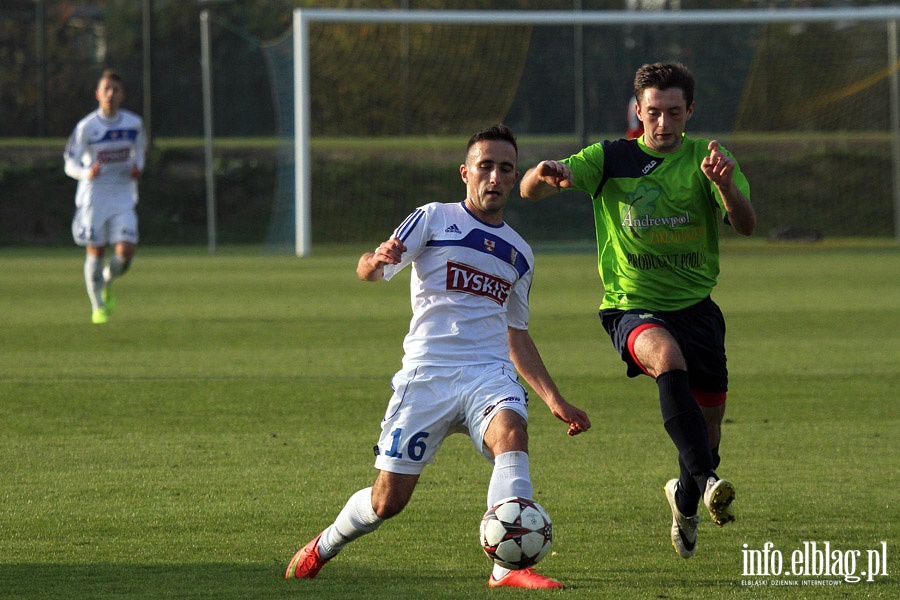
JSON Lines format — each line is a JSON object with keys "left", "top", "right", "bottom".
{"left": 1, "top": 135, "right": 895, "bottom": 248}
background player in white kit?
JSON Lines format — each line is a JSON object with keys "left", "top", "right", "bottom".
{"left": 285, "top": 125, "right": 592, "bottom": 589}
{"left": 64, "top": 69, "right": 146, "bottom": 324}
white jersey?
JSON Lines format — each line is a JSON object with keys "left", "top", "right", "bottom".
{"left": 383, "top": 201, "right": 534, "bottom": 369}
{"left": 64, "top": 109, "right": 146, "bottom": 214}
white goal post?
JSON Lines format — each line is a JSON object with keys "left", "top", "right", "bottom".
{"left": 292, "top": 7, "right": 900, "bottom": 256}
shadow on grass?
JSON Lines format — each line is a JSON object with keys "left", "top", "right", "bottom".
{"left": 0, "top": 563, "right": 494, "bottom": 600}
{"left": 1, "top": 561, "right": 895, "bottom": 599}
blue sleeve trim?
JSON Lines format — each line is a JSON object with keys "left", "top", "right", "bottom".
{"left": 394, "top": 208, "right": 425, "bottom": 243}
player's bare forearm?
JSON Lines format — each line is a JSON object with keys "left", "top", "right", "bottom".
{"left": 508, "top": 328, "right": 591, "bottom": 436}
{"left": 719, "top": 184, "right": 756, "bottom": 236}
{"left": 357, "top": 237, "right": 406, "bottom": 282}
{"left": 519, "top": 161, "right": 574, "bottom": 201}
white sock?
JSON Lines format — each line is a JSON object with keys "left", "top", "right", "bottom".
{"left": 318, "top": 487, "right": 383, "bottom": 560}
{"left": 84, "top": 255, "right": 104, "bottom": 311}
{"left": 488, "top": 451, "right": 533, "bottom": 579}
{"left": 487, "top": 451, "right": 533, "bottom": 509}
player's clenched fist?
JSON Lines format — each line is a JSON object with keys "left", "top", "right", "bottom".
{"left": 374, "top": 238, "right": 406, "bottom": 266}
{"left": 357, "top": 237, "right": 406, "bottom": 282}
{"left": 534, "top": 160, "right": 574, "bottom": 189}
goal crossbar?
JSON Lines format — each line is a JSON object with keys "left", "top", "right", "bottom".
{"left": 292, "top": 7, "right": 900, "bottom": 255}
{"left": 297, "top": 7, "right": 900, "bottom": 26}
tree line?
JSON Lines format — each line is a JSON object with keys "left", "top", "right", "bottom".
{"left": 0, "top": 0, "right": 882, "bottom": 139}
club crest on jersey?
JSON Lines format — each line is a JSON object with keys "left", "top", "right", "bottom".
{"left": 483, "top": 239, "right": 495, "bottom": 252}
{"left": 446, "top": 261, "right": 511, "bottom": 305}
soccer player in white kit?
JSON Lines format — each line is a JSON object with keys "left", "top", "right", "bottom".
{"left": 285, "top": 125, "right": 592, "bottom": 589}
{"left": 64, "top": 70, "right": 146, "bottom": 324}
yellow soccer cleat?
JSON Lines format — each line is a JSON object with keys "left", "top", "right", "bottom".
{"left": 704, "top": 477, "right": 736, "bottom": 527}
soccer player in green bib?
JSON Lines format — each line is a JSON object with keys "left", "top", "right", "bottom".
{"left": 520, "top": 62, "right": 756, "bottom": 559}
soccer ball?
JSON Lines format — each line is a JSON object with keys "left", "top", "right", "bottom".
{"left": 480, "top": 496, "right": 553, "bottom": 570}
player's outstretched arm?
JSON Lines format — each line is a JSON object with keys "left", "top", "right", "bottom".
{"left": 508, "top": 327, "right": 591, "bottom": 436}
{"left": 357, "top": 237, "right": 406, "bottom": 282}
{"left": 519, "top": 160, "right": 574, "bottom": 201}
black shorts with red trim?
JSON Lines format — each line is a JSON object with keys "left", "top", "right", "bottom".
{"left": 599, "top": 296, "right": 728, "bottom": 398}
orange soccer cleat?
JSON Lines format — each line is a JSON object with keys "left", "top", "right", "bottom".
{"left": 285, "top": 532, "right": 330, "bottom": 579}
{"left": 488, "top": 568, "right": 564, "bottom": 589}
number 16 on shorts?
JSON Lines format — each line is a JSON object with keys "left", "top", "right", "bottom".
{"left": 383, "top": 428, "right": 430, "bottom": 461}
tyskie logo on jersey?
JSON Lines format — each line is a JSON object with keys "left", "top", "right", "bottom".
{"left": 97, "top": 148, "right": 131, "bottom": 164}
{"left": 446, "top": 261, "right": 511, "bottom": 305}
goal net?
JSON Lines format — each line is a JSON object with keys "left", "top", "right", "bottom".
{"left": 262, "top": 7, "right": 900, "bottom": 254}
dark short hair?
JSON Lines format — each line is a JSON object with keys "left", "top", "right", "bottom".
{"left": 467, "top": 124, "right": 518, "bottom": 157}
{"left": 634, "top": 62, "right": 695, "bottom": 106}
{"left": 100, "top": 69, "right": 124, "bottom": 86}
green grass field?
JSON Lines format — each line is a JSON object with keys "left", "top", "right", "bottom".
{"left": 1, "top": 241, "right": 897, "bottom": 599}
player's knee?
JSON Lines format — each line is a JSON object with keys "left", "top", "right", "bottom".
{"left": 486, "top": 416, "right": 529, "bottom": 456}
{"left": 505, "top": 425, "right": 529, "bottom": 451}
{"left": 644, "top": 347, "right": 688, "bottom": 378}
{"left": 109, "top": 255, "right": 133, "bottom": 277}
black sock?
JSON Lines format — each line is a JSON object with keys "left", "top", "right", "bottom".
{"left": 677, "top": 457, "right": 700, "bottom": 516}
{"left": 658, "top": 370, "right": 715, "bottom": 505}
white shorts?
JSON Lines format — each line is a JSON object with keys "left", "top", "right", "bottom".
{"left": 373, "top": 363, "right": 529, "bottom": 475}
{"left": 72, "top": 206, "right": 139, "bottom": 247}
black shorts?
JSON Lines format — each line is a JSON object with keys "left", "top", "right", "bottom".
{"left": 599, "top": 296, "right": 728, "bottom": 396}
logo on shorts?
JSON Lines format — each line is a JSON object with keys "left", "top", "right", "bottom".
{"left": 483, "top": 396, "right": 525, "bottom": 416}
{"left": 446, "top": 261, "right": 511, "bottom": 305}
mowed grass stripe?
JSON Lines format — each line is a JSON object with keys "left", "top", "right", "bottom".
{"left": 0, "top": 242, "right": 897, "bottom": 599}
